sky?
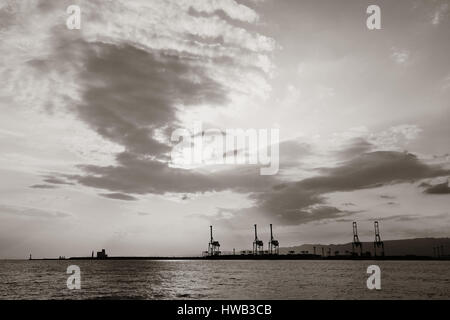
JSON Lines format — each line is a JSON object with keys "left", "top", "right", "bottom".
{"left": 0, "top": 0, "right": 449, "bottom": 259}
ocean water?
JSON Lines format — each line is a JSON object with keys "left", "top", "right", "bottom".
{"left": 0, "top": 260, "right": 449, "bottom": 299}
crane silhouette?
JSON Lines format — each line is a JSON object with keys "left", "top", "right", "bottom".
{"left": 253, "top": 224, "right": 264, "bottom": 255}
{"left": 268, "top": 224, "right": 279, "bottom": 255}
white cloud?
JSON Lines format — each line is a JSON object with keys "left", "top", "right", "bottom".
{"left": 391, "top": 47, "right": 410, "bottom": 64}
{"left": 369, "top": 125, "right": 422, "bottom": 151}
{"left": 181, "top": 0, "right": 260, "bottom": 23}
{"left": 0, "top": 0, "right": 276, "bottom": 173}
{"left": 431, "top": 3, "right": 449, "bottom": 25}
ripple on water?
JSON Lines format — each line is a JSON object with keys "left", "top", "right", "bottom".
{"left": 0, "top": 260, "right": 449, "bottom": 299}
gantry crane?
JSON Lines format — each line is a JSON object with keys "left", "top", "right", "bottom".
{"left": 268, "top": 224, "right": 279, "bottom": 255}
{"left": 352, "top": 222, "right": 363, "bottom": 256}
{"left": 253, "top": 224, "right": 264, "bottom": 255}
{"left": 373, "top": 221, "right": 384, "bottom": 257}
{"left": 208, "top": 225, "right": 221, "bottom": 256}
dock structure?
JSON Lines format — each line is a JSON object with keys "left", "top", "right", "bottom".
{"left": 96, "top": 249, "right": 108, "bottom": 259}
{"left": 39, "top": 222, "right": 450, "bottom": 261}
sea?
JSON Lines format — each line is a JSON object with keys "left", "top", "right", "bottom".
{"left": 0, "top": 260, "right": 449, "bottom": 299}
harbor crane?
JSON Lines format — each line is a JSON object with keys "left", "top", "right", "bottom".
{"left": 268, "top": 224, "right": 279, "bottom": 255}
{"left": 208, "top": 225, "right": 221, "bottom": 256}
{"left": 373, "top": 221, "right": 384, "bottom": 257}
{"left": 253, "top": 224, "right": 264, "bottom": 255}
{"left": 352, "top": 222, "right": 363, "bottom": 256}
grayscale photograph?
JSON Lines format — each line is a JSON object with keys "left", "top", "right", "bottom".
{"left": 0, "top": 0, "right": 449, "bottom": 308}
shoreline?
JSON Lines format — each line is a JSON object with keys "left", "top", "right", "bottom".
{"left": 33, "top": 254, "right": 450, "bottom": 261}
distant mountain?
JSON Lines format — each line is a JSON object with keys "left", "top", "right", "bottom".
{"left": 280, "top": 237, "right": 450, "bottom": 257}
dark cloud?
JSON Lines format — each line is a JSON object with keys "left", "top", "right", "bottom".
{"left": 70, "top": 151, "right": 277, "bottom": 195}
{"left": 42, "top": 176, "right": 74, "bottom": 185}
{"left": 27, "top": 36, "right": 327, "bottom": 199}
{"left": 35, "top": 40, "right": 282, "bottom": 196}
{"left": 99, "top": 193, "right": 139, "bottom": 201}
{"left": 243, "top": 151, "right": 449, "bottom": 225}
{"left": 65, "top": 138, "right": 310, "bottom": 196}
{"left": 75, "top": 42, "right": 228, "bottom": 158}
{"left": 423, "top": 181, "right": 450, "bottom": 194}
{"left": 25, "top": 24, "right": 450, "bottom": 227}
{"left": 29, "top": 184, "right": 57, "bottom": 189}
{"left": 311, "top": 151, "right": 447, "bottom": 190}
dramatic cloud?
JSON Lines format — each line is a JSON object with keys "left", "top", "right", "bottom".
{"left": 68, "top": 151, "right": 278, "bottom": 195}
{"left": 99, "top": 193, "right": 139, "bottom": 201}
{"left": 29, "top": 184, "right": 58, "bottom": 189}
{"left": 2, "top": 0, "right": 276, "bottom": 197}
{"left": 423, "top": 181, "right": 450, "bottom": 194}
{"left": 236, "top": 151, "right": 450, "bottom": 225}
{"left": 42, "top": 177, "right": 74, "bottom": 185}
{"left": 75, "top": 41, "right": 228, "bottom": 157}
{"left": 0, "top": 0, "right": 449, "bottom": 258}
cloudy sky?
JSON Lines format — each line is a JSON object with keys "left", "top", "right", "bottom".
{"left": 0, "top": 0, "right": 449, "bottom": 258}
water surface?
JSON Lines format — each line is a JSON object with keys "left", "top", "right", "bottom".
{"left": 0, "top": 260, "right": 449, "bottom": 299}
